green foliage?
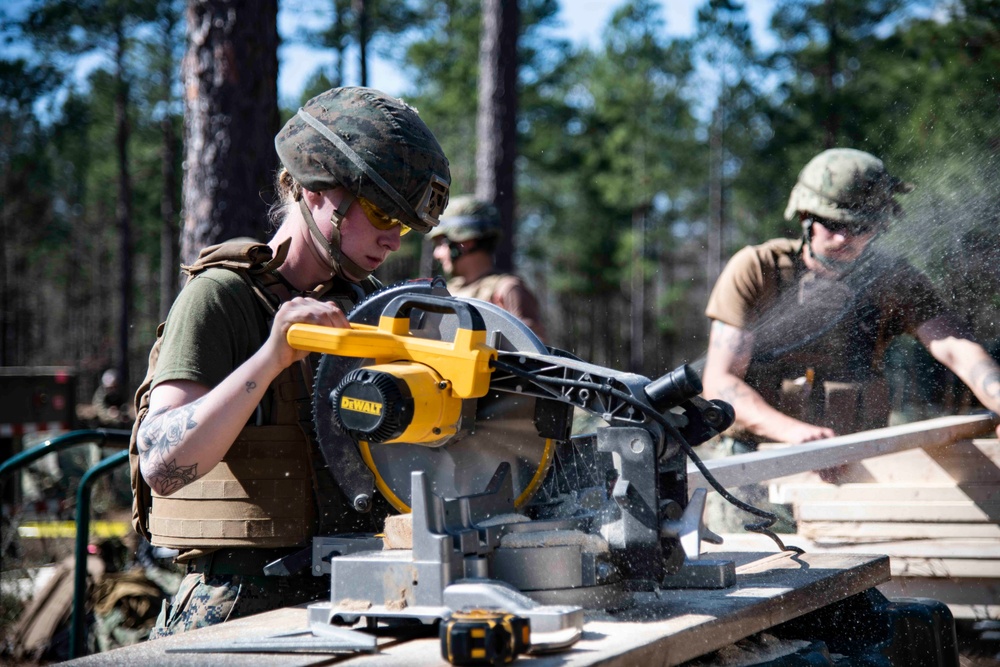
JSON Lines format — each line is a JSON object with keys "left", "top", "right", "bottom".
{"left": 4, "top": 0, "right": 999, "bottom": 384}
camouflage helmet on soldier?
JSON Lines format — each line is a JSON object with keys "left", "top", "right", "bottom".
{"left": 275, "top": 87, "right": 451, "bottom": 234}
{"left": 784, "top": 148, "right": 913, "bottom": 228}
{"left": 427, "top": 195, "right": 502, "bottom": 245}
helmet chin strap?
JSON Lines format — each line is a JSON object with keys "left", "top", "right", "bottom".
{"left": 299, "top": 195, "right": 372, "bottom": 282}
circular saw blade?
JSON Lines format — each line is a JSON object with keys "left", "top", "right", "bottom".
{"left": 361, "top": 388, "right": 554, "bottom": 511}
{"left": 312, "top": 282, "right": 553, "bottom": 514}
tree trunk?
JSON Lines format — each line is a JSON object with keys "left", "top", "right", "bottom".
{"left": 630, "top": 205, "right": 646, "bottom": 374}
{"left": 707, "top": 103, "right": 724, "bottom": 287}
{"left": 475, "top": 0, "right": 518, "bottom": 272}
{"left": 115, "top": 25, "right": 134, "bottom": 388}
{"left": 160, "top": 115, "right": 180, "bottom": 321}
{"left": 180, "top": 0, "right": 280, "bottom": 266}
{"left": 353, "top": 0, "right": 368, "bottom": 87}
{"left": 158, "top": 11, "right": 181, "bottom": 321}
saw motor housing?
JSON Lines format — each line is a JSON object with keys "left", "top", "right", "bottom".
{"left": 331, "top": 362, "right": 464, "bottom": 445}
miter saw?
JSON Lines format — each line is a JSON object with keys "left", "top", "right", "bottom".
{"left": 284, "top": 279, "right": 738, "bottom": 654}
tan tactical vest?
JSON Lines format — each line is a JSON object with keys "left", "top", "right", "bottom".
{"left": 448, "top": 272, "right": 518, "bottom": 304}
{"left": 129, "top": 241, "right": 374, "bottom": 552}
{"left": 740, "top": 263, "right": 892, "bottom": 443}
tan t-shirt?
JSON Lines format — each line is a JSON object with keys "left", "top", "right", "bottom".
{"left": 707, "top": 237, "right": 945, "bottom": 343}
{"left": 448, "top": 272, "right": 547, "bottom": 342}
{"left": 705, "top": 237, "right": 948, "bottom": 433}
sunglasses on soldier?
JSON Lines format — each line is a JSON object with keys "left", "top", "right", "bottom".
{"left": 357, "top": 196, "right": 412, "bottom": 236}
{"left": 811, "top": 216, "right": 876, "bottom": 237}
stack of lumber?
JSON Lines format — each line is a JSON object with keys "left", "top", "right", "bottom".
{"left": 692, "top": 415, "right": 1000, "bottom": 620}
{"left": 769, "top": 437, "right": 1000, "bottom": 619}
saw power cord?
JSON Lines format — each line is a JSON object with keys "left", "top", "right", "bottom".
{"left": 490, "top": 358, "right": 804, "bottom": 555}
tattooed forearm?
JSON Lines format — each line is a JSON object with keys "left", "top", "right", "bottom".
{"left": 139, "top": 398, "right": 203, "bottom": 460}
{"left": 147, "top": 458, "right": 199, "bottom": 495}
{"left": 138, "top": 398, "right": 205, "bottom": 493}
{"left": 969, "top": 360, "right": 1000, "bottom": 401}
{"left": 718, "top": 381, "right": 751, "bottom": 404}
{"left": 711, "top": 320, "right": 751, "bottom": 355}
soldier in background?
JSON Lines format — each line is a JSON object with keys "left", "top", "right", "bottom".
{"left": 92, "top": 369, "right": 131, "bottom": 428}
{"left": 701, "top": 148, "right": 1000, "bottom": 529}
{"left": 429, "top": 196, "right": 547, "bottom": 341}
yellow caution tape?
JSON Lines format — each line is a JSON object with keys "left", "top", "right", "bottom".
{"left": 17, "top": 521, "right": 131, "bottom": 538}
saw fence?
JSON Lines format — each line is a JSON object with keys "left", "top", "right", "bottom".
{"left": 694, "top": 413, "right": 1000, "bottom": 621}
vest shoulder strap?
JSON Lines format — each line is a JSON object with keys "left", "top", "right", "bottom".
{"left": 181, "top": 240, "right": 277, "bottom": 277}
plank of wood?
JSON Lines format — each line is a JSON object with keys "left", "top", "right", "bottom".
{"left": 771, "top": 483, "right": 1000, "bottom": 505}
{"left": 766, "top": 437, "right": 1000, "bottom": 486}
{"left": 798, "top": 520, "right": 1000, "bottom": 541}
{"left": 382, "top": 513, "right": 412, "bottom": 550}
{"left": 890, "top": 557, "right": 1000, "bottom": 578}
{"left": 60, "top": 552, "right": 890, "bottom": 667}
{"left": 688, "top": 414, "right": 998, "bottom": 491}
{"left": 795, "top": 500, "right": 997, "bottom": 523}
{"left": 704, "top": 533, "right": 1000, "bottom": 577}
{"left": 704, "top": 533, "right": 1000, "bottom": 560}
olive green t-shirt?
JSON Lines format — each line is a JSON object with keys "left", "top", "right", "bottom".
{"left": 152, "top": 268, "right": 272, "bottom": 391}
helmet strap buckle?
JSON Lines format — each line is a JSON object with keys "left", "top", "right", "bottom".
{"left": 298, "top": 196, "right": 371, "bottom": 282}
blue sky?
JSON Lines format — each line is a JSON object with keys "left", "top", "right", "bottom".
{"left": 277, "top": 0, "right": 777, "bottom": 107}
{"left": 1, "top": 0, "right": 776, "bottom": 114}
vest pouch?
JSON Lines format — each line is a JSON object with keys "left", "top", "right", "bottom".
{"left": 779, "top": 376, "right": 814, "bottom": 423}
{"left": 819, "top": 379, "right": 890, "bottom": 435}
{"left": 820, "top": 381, "right": 862, "bottom": 434}
{"left": 148, "top": 424, "right": 317, "bottom": 550}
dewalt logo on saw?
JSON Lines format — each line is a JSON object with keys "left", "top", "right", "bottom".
{"left": 341, "top": 396, "right": 383, "bottom": 416}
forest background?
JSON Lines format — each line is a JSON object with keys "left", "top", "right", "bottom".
{"left": 1, "top": 0, "right": 998, "bottom": 419}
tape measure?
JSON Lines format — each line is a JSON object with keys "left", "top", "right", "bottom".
{"left": 440, "top": 609, "right": 530, "bottom": 666}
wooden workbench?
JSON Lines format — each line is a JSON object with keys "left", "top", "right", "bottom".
{"left": 63, "top": 551, "right": 889, "bottom": 667}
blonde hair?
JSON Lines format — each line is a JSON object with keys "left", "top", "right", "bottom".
{"left": 268, "top": 166, "right": 304, "bottom": 229}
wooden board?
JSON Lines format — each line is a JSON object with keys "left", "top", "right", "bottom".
{"left": 771, "top": 483, "right": 1000, "bottom": 505}
{"left": 61, "top": 552, "right": 889, "bottom": 667}
{"left": 687, "top": 414, "right": 997, "bottom": 491}
{"left": 798, "top": 521, "right": 1000, "bottom": 541}
{"left": 795, "top": 500, "right": 997, "bottom": 523}
{"left": 704, "top": 534, "right": 1000, "bottom": 576}
{"left": 702, "top": 534, "right": 1000, "bottom": 620}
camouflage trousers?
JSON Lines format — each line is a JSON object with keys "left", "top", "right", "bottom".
{"left": 148, "top": 571, "right": 328, "bottom": 639}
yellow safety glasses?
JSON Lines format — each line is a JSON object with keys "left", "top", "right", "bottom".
{"left": 357, "top": 197, "right": 411, "bottom": 236}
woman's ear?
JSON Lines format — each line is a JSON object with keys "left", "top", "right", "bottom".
{"left": 301, "top": 188, "right": 323, "bottom": 205}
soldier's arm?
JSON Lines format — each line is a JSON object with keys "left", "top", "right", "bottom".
{"left": 917, "top": 315, "right": 1000, "bottom": 438}
{"left": 702, "top": 320, "right": 835, "bottom": 444}
{"left": 137, "top": 297, "right": 348, "bottom": 496}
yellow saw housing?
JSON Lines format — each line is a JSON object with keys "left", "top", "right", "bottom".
{"left": 330, "top": 361, "right": 463, "bottom": 445}
{"left": 287, "top": 301, "right": 497, "bottom": 445}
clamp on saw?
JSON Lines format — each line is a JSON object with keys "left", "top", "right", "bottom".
{"left": 282, "top": 279, "right": 740, "bottom": 657}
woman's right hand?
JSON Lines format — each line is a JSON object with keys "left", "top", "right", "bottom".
{"left": 267, "top": 297, "right": 350, "bottom": 368}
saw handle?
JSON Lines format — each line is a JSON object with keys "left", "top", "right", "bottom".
{"left": 381, "top": 293, "right": 486, "bottom": 334}
{"left": 286, "top": 293, "right": 496, "bottom": 399}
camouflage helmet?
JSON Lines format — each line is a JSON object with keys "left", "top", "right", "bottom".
{"left": 427, "top": 195, "right": 502, "bottom": 243}
{"left": 783, "top": 148, "right": 913, "bottom": 226}
{"left": 275, "top": 87, "right": 451, "bottom": 234}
